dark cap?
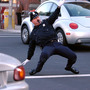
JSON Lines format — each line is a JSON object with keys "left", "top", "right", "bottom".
{"left": 30, "top": 11, "right": 39, "bottom": 21}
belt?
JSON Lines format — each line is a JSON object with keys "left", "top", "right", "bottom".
{"left": 44, "top": 39, "right": 57, "bottom": 46}
{"left": 50, "top": 39, "right": 57, "bottom": 42}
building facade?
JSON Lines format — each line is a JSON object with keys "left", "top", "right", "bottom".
{"left": 0, "top": 0, "right": 40, "bottom": 28}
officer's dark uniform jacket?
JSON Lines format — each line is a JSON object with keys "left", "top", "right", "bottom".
{"left": 27, "top": 7, "right": 60, "bottom": 60}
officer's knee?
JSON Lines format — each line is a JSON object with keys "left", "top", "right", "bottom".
{"left": 36, "top": 52, "right": 49, "bottom": 72}
{"left": 40, "top": 52, "right": 49, "bottom": 63}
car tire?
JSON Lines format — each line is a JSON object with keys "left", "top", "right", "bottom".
{"left": 21, "top": 25, "right": 29, "bottom": 44}
{"left": 57, "top": 29, "right": 67, "bottom": 46}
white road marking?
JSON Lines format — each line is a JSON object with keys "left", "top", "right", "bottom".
{"left": 25, "top": 74, "right": 90, "bottom": 79}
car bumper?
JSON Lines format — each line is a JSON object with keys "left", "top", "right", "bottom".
{"left": 66, "top": 29, "right": 90, "bottom": 44}
{"left": 1, "top": 81, "right": 29, "bottom": 90}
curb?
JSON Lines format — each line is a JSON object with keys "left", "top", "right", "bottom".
{"left": 0, "top": 25, "right": 21, "bottom": 33}
{"left": 0, "top": 29, "right": 21, "bottom": 33}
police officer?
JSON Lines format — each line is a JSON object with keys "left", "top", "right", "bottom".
{"left": 22, "top": 0, "right": 79, "bottom": 75}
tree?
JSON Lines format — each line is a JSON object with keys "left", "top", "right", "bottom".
{"left": 8, "top": 0, "right": 13, "bottom": 29}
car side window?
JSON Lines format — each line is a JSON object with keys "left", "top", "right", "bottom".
{"left": 36, "top": 2, "right": 53, "bottom": 16}
{"left": 50, "top": 3, "right": 61, "bottom": 16}
{"left": 64, "top": 3, "right": 90, "bottom": 16}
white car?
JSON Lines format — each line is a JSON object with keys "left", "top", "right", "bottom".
{"left": 0, "top": 53, "right": 29, "bottom": 90}
{"left": 21, "top": 0, "right": 90, "bottom": 45}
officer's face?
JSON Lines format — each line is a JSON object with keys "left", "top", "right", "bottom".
{"left": 32, "top": 16, "right": 41, "bottom": 26}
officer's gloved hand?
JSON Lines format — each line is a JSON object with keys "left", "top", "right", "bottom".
{"left": 58, "top": 0, "right": 65, "bottom": 7}
{"left": 22, "top": 59, "right": 30, "bottom": 65}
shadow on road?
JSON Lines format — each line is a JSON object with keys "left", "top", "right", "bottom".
{"left": 68, "top": 44, "right": 90, "bottom": 52}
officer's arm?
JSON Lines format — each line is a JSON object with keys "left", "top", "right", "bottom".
{"left": 47, "top": 7, "right": 60, "bottom": 25}
{"left": 47, "top": 0, "right": 65, "bottom": 25}
{"left": 27, "top": 39, "right": 36, "bottom": 60}
{"left": 22, "top": 39, "right": 36, "bottom": 65}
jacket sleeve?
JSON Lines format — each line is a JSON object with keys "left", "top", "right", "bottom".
{"left": 47, "top": 7, "right": 60, "bottom": 25}
{"left": 27, "top": 39, "right": 36, "bottom": 60}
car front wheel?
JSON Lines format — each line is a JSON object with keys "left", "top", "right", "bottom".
{"left": 21, "top": 25, "right": 29, "bottom": 44}
{"left": 57, "top": 29, "right": 67, "bottom": 45}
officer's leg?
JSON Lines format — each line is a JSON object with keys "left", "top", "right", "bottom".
{"left": 54, "top": 42, "right": 79, "bottom": 74}
{"left": 29, "top": 45, "right": 55, "bottom": 75}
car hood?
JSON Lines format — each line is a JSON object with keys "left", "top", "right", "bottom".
{"left": 71, "top": 16, "right": 90, "bottom": 27}
{"left": 0, "top": 53, "right": 21, "bottom": 71}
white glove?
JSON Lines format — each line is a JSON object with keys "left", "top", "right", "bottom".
{"left": 22, "top": 59, "right": 30, "bottom": 65}
{"left": 58, "top": 0, "right": 65, "bottom": 7}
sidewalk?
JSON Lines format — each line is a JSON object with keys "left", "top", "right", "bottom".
{"left": 0, "top": 25, "right": 21, "bottom": 33}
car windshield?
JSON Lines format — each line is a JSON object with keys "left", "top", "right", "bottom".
{"left": 64, "top": 2, "right": 90, "bottom": 16}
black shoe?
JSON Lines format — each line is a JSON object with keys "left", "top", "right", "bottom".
{"left": 65, "top": 67, "right": 79, "bottom": 74}
{"left": 29, "top": 69, "right": 37, "bottom": 75}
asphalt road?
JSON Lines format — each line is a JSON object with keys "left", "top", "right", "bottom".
{"left": 0, "top": 30, "right": 90, "bottom": 90}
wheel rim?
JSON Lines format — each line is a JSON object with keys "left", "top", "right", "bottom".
{"left": 22, "top": 28, "right": 28, "bottom": 42}
{"left": 57, "top": 32, "right": 63, "bottom": 44}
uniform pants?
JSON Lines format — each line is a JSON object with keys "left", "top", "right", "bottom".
{"left": 35, "top": 42, "right": 77, "bottom": 72}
